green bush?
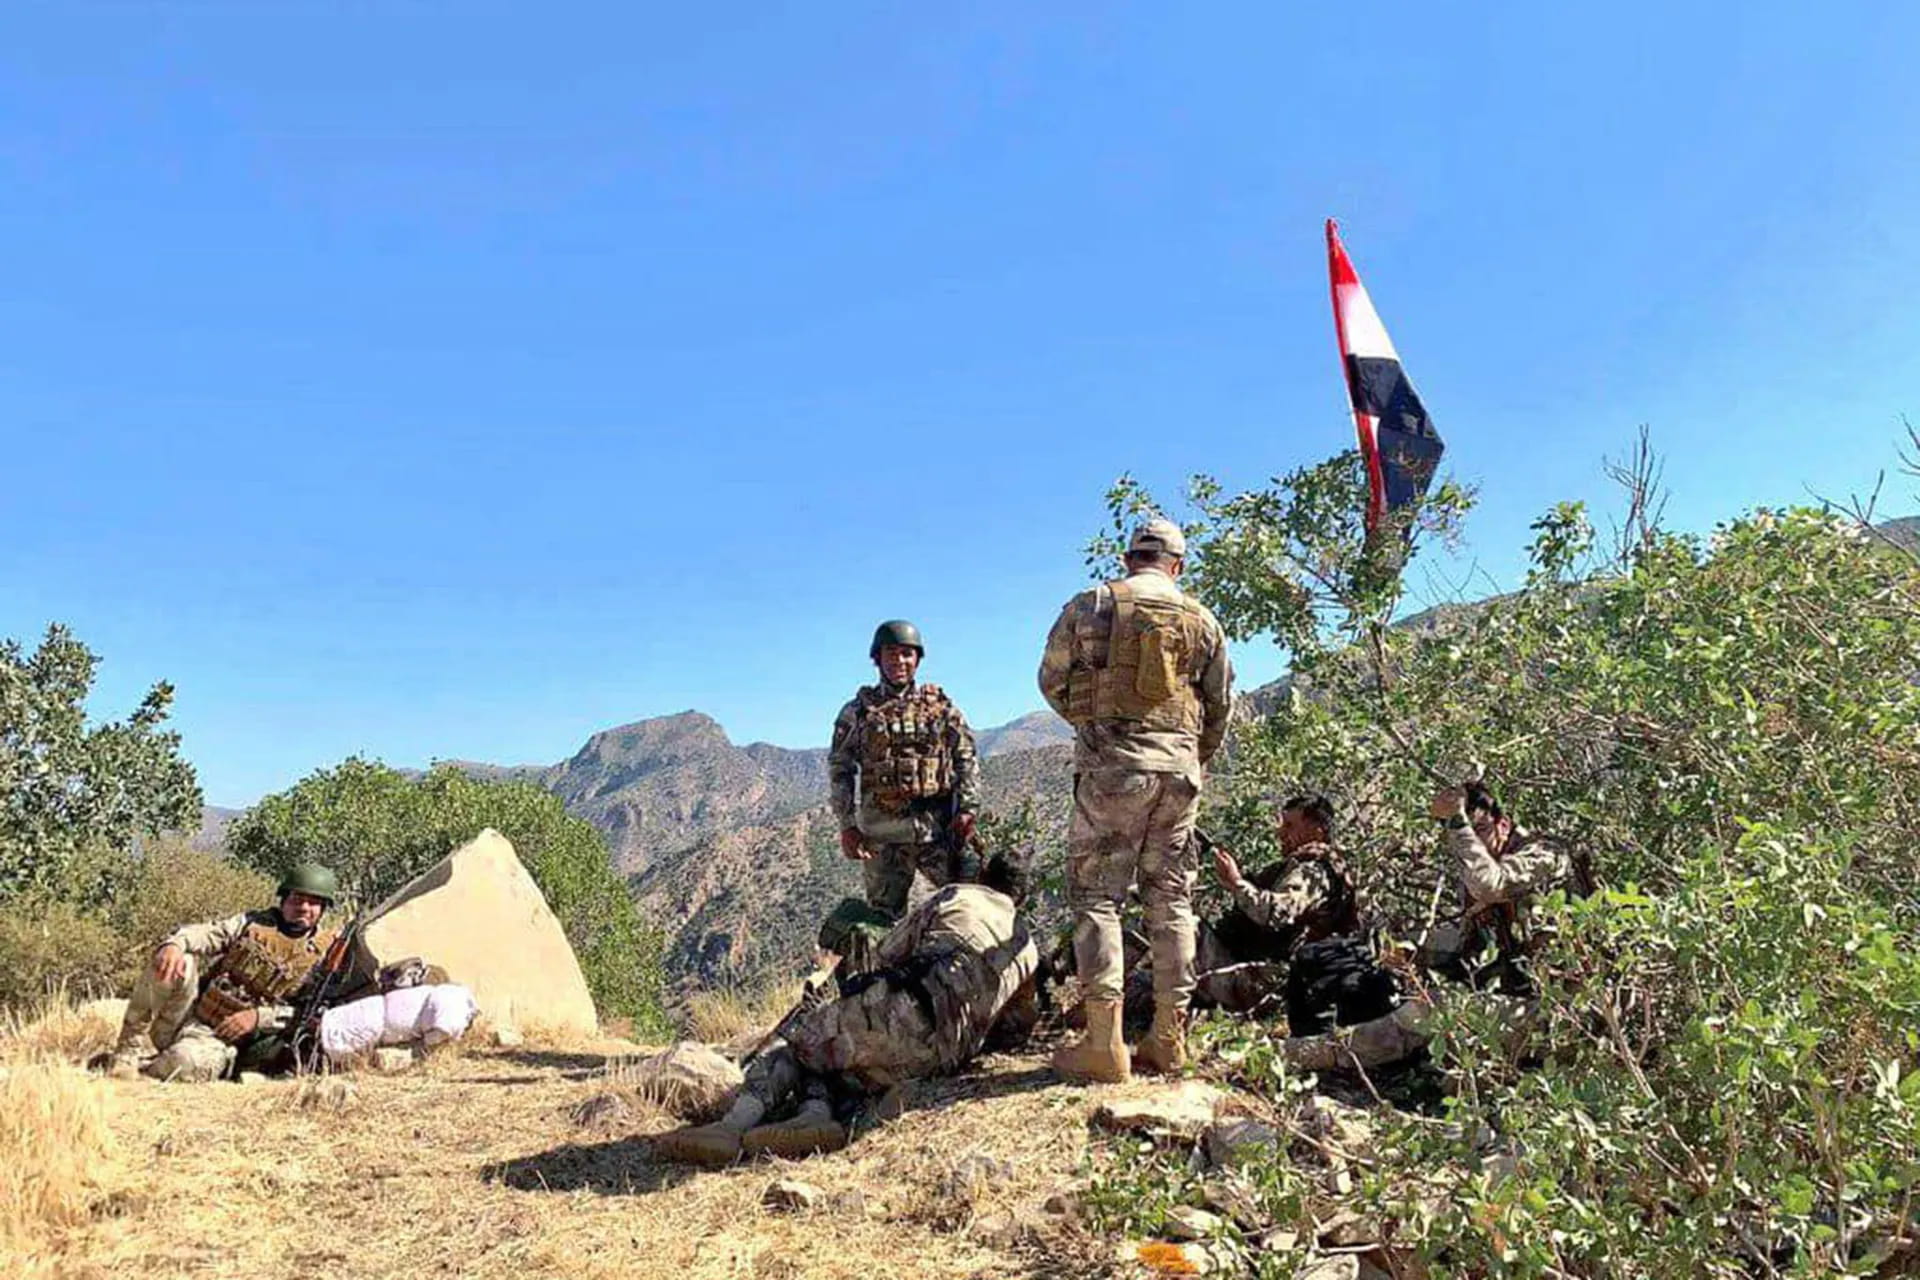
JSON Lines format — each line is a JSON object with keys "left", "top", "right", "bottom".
{"left": 226, "top": 760, "right": 670, "bottom": 1033}
{"left": 0, "top": 842, "right": 271, "bottom": 1009}
{"left": 1086, "top": 445, "right": 1920, "bottom": 1275}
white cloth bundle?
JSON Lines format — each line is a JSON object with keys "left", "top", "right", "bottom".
{"left": 317, "top": 983, "right": 479, "bottom": 1064}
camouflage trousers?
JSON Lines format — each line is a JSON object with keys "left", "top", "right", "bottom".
{"left": 115, "top": 954, "right": 237, "bottom": 1083}
{"left": 1066, "top": 771, "right": 1200, "bottom": 1009}
{"left": 861, "top": 842, "right": 953, "bottom": 918}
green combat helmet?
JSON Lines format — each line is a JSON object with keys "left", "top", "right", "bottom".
{"left": 277, "top": 862, "right": 340, "bottom": 906}
{"left": 869, "top": 619, "right": 925, "bottom": 659}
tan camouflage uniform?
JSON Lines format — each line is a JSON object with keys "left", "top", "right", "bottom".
{"left": 1198, "top": 843, "right": 1353, "bottom": 1012}
{"left": 1037, "top": 566, "right": 1232, "bottom": 1014}
{"left": 829, "top": 680, "right": 981, "bottom": 916}
{"left": 1283, "top": 823, "right": 1571, "bottom": 1070}
{"left": 113, "top": 909, "right": 330, "bottom": 1082}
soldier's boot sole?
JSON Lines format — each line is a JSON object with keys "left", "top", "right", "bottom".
{"left": 652, "top": 1124, "right": 746, "bottom": 1167}
{"left": 741, "top": 1119, "right": 849, "bottom": 1160}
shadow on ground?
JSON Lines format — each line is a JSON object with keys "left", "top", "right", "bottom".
{"left": 482, "top": 1135, "right": 698, "bottom": 1196}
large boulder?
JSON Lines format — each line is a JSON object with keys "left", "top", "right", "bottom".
{"left": 356, "top": 829, "right": 597, "bottom": 1037}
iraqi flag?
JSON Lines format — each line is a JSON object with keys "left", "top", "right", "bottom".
{"left": 1326, "top": 219, "right": 1445, "bottom": 532}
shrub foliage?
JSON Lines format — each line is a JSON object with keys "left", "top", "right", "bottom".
{"left": 1094, "top": 445, "right": 1920, "bottom": 1276}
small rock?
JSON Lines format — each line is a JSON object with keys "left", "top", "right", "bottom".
{"left": 1201, "top": 1174, "right": 1266, "bottom": 1229}
{"left": 1092, "top": 1081, "right": 1226, "bottom": 1140}
{"left": 1257, "top": 1227, "right": 1300, "bottom": 1254}
{"left": 372, "top": 1047, "right": 416, "bottom": 1073}
{"left": 1316, "top": 1208, "right": 1380, "bottom": 1247}
{"left": 1300, "top": 1095, "right": 1375, "bottom": 1156}
{"left": 491, "top": 1025, "right": 525, "bottom": 1048}
{"left": 940, "top": 1153, "right": 1014, "bottom": 1200}
{"left": 1041, "top": 1182, "right": 1086, "bottom": 1219}
{"left": 971, "top": 1211, "right": 1023, "bottom": 1246}
{"left": 1204, "top": 1116, "right": 1279, "bottom": 1168}
{"left": 236, "top": 1072, "right": 269, "bottom": 1086}
{"left": 1296, "top": 1257, "right": 1360, "bottom": 1280}
{"left": 293, "top": 1078, "right": 357, "bottom": 1112}
{"left": 569, "top": 1091, "right": 634, "bottom": 1130}
{"left": 1163, "top": 1206, "right": 1224, "bottom": 1241}
{"left": 762, "top": 1178, "right": 822, "bottom": 1213}
{"left": 828, "top": 1189, "right": 869, "bottom": 1218}
{"left": 625, "top": 1041, "right": 745, "bottom": 1121}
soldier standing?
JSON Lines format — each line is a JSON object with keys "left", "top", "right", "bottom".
{"left": 829, "top": 620, "right": 981, "bottom": 917}
{"left": 1038, "top": 517, "right": 1233, "bottom": 1081}
{"left": 104, "top": 862, "right": 343, "bottom": 1082}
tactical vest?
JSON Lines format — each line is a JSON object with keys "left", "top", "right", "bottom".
{"left": 1465, "top": 832, "right": 1587, "bottom": 964}
{"left": 193, "top": 917, "right": 336, "bottom": 1026}
{"left": 857, "top": 683, "right": 959, "bottom": 814}
{"left": 1064, "top": 578, "right": 1210, "bottom": 732}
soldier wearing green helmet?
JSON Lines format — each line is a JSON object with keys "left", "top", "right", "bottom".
{"left": 104, "top": 860, "right": 344, "bottom": 1082}
{"left": 828, "top": 619, "right": 982, "bottom": 917}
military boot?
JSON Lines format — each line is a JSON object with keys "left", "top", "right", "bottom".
{"left": 102, "top": 1031, "right": 157, "bottom": 1081}
{"left": 652, "top": 1093, "right": 765, "bottom": 1167}
{"left": 1050, "top": 997, "right": 1130, "bottom": 1084}
{"left": 1133, "top": 1004, "right": 1188, "bottom": 1076}
{"left": 741, "top": 1099, "right": 848, "bottom": 1160}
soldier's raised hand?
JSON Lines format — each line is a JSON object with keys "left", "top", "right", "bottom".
{"left": 1211, "top": 844, "right": 1244, "bottom": 890}
{"left": 153, "top": 942, "right": 188, "bottom": 985}
{"left": 839, "top": 827, "right": 870, "bottom": 861}
{"left": 1430, "top": 785, "right": 1468, "bottom": 822}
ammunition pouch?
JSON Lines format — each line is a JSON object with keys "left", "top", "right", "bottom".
{"left": 857, "top": 684, "right": 960, "bottom": 814}
{"left": 1063, "top": 579, "right": 1208, "bottom": 731}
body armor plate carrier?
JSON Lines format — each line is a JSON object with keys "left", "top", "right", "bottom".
{"left": 1064, "top": 578, "right": 1209, "bottom": 732}
{"left": 193, "top": 917, "right": 336, "bottom": 1027}
{"left": 857, "top": 683, "right": 959, "bottom": 814}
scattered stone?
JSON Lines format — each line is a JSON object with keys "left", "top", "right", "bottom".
{"left": 372, "top": 1047, "right": 416, "bottom": 1073}
{"left": 1296, "top": 1257, "right": 1360, "bottom": 1280}
{"left": 828, "top": 1189, "right": 869, "bottom": 1218}
{"left": 939, "top": 1153, "right": 1014, "bottom": 1202}
{"left": 569, "top": 1091, "right": 634, "bottom": 1130}
{"left": 1201, "top": 1174, "right": 1266, "bottom": 1229}
{"left": 1091, "top": 1081, "right": 1226, "bottom": 1140}
{"left": 1316, "top": 1208, "right": 1380, "bottom": 1248}
{"left": 491, "top": 1025, "right": 525, "bottom": 1049}
{"left": 1163, "top": 1206, "right": 1224, "bottom": 1241}
{"left": 626, "top": 1041, "right": 745, "bottom": 1121}
{"left": 293, "top": 1078, "right": 358, "bottom": 1112}
{"left": 1041, "top": 1181, "right": 1086, "bottom": 1219}
{"left": 971, "top": 1211, "right": 1023, "bottom": 1246}
{"left": 236, "top": 1072, "right": 269, "bottom": 1086}
{"left": 1257, "top": 1227, "right": 1300, "bottom": 1254}
{"left": 762, "top": 1178, "right": 822, "bottom": 1213}
{"left": 1300, "top": 1095, "right": 1375, "bottom": 1156}
{"left": 1204, "top": 1116, "right": 1279, "bottom": 1168}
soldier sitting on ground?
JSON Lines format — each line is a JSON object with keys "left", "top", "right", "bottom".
{"left": 1197, "top": 794, "right": 1367, "bottom": 1016}
{"left": 653, "top": 852, "right": 1040, "bottom": 1167}
{"left": 1279, "top": 782, "right": 1585, "bottom": 1073}
{"left": 102, "top": 862, "right": 344, "bottom": 1082}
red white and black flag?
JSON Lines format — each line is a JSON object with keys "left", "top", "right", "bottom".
{"left": 1326, "top": 219, "right": 1445, "bottom": 533}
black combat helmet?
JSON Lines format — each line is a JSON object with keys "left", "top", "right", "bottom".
{"left": 869, "top": 619, "right": 925, "bottom": 660}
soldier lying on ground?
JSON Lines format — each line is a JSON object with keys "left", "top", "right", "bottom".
{"left": 1196, "top": 794, "right": 1366, "bottom": 1016}
{"left": 653, "top": 852, "right": 1040, "bottom": 1167}
{"left": 101, "top": 862, "right": 345, "bottom": 1082}
{"left": 1279, "top": 782, "right": 1587, "bottom": 1072}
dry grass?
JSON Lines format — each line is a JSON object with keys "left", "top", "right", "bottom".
{"left": 0, "top": 1015, "right": 125, "bottom": 1278}
{"left": 1, "top": 994, "right": 122, "bottom": 1066}
{"left": 681, "top": 978, "right": 805, "bottom": 1045}
{"left": 0, "top": 992, "right": 1176, "bottom": 1279}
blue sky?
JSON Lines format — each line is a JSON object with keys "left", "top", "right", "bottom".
{"left": 5, "top": 4, "right": 1917, "bottom": 806}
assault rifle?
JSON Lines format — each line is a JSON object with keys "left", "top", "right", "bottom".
{"left": 740, "top": 965, "right": 837, "bottom": 1068}
{"left": 291, "top": 910, "right": 364, "bottom": 1074}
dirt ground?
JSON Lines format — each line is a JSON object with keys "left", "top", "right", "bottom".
{"left": 25, "top": 1033, "right": 1155, "bottom": 1280}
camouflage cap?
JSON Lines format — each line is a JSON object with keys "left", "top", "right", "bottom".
{"left": 1128, "top": 516, "right": 1187, "bottom": 558}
